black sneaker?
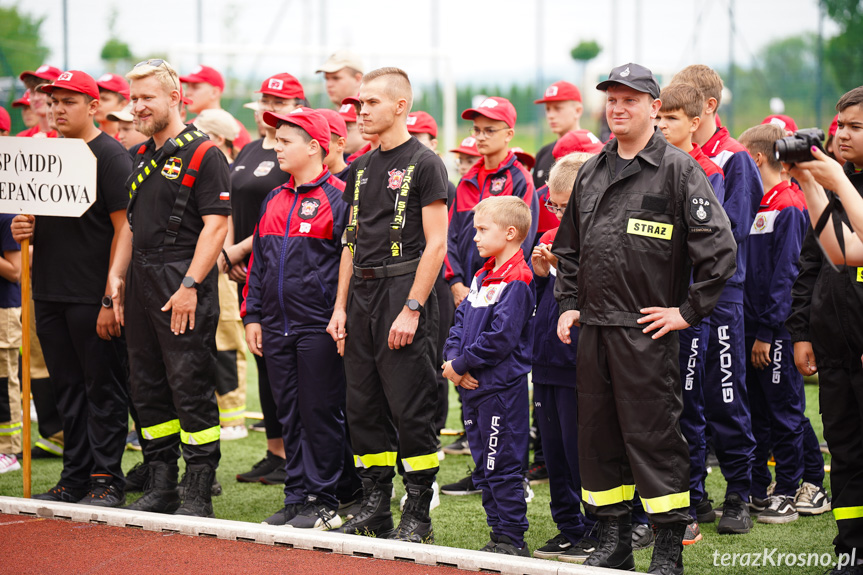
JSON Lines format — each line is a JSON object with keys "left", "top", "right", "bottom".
{"left": 526, "top": 463, "right": 549, "bottom": 485}
{"left": 632, "top": 523, "right": 655, "bottom": 550}
{"left": 262, "top": 503, "right": 301, "bottom": 525}
{"left": 32, "top": 484, "right": 87, "bottom": 502}
{"left": 558, "top": 535, "right": 598, "bottom": 564}
{"left": 259, "top": 466, "right": 287, "bottom": 486}
{"left": 236, "top": 451, "right": 285, "bottom": 483}
{"left": 249, "top": 420, "right": 266, "bottom": 432}
{"left": 749, "top": 494, "right": 769, "bottom": 513}
{"left": 757, "top": 494, "right": 799, "bottom": 524}
{"left": 442, "top": 436, "right": 471, "bottom": 455}
{"left": 827, "top": 564, "right": 863, "bottom": 574}
{"left": 717, "top": 493, "right": 753, "bottom": 534}
{"left": 441, "top": 473, "right": 480, "bottom": 495}
{"left": 695, "top": 497, "right": 716, "bottom": 523}
{"left": 479, "top": 532, "right": 499, "bottom": 552}
{"left": 80, "top": 477, "right": 126, "bottom": 507}
{"left": 491, "top": 534, "right": 529, "bottom": 556}
{"left": 286, "top": 497, "right": 343, "bottom": 530}
{"left": 125, "top": 462, "right": 149, "bottom": 493}
{"left": 533, "top": 533, "right": 572, "bottom": 558}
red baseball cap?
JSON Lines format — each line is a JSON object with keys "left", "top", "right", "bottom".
{"left": 180, "top": 65, "right": 225, "bottom": 90}
{"left": 534, "top": 81, "right": 582, "bottom": 104}
{"left": 96, "top": 73, "right": 130, "bottom": 99}
{"left": 762, "top": 114, "right": 798, "bottom": 133}
{"left": 0, "top": 106, "right": 10, "bottom": 132}
{"left": 830, "top": 114, "right": 839, "bottom": 137}
{"left": 407, "top": 111, "right": 438, "bottom": 138}
{"left": 12, "top": 91, "right": 31, "bottom": 108}
{"left": 263, "top": 107, "right": 331, "bottom": 155}
{"left": 40, "top": 70, "right": 100, "bottom": 100}
{"left": 461, "top": 97, "right": 516, "bottom": 128}
{"left": 317, "top": 108, "right": 347, "bottom": 139}
{"left": 511, "top": 147, "right": 535, "bottom": 171}
{"left": 338, "top": 102, "right": 357, "bottom": 123}
{"left": 19, "top": 65, "right": 62, "bottom": 83}
{"left": 553, "top": 129, "right": 604, "bottom": 158}
{"left": 342, "top": 94, "right": 360, "bottom": 108}
{"left": 449, "top": 136, "right": 481, "bottom": 157}
{"left": 257, "top": 73, "right": 304, "bottom": 100}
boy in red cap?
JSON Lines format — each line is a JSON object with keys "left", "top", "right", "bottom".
{"left": 17, "top": 65, "right": 61, "bottom": 138}
{"left": 0, "top": 106, "right": 9, "bottom": 136}
{"left": 12, "top": 70, "right": 132, "bottom": 506}
{"left": 532, "top": 81, "right": 594, "bottom": 190}
{"left": 180, "top": 64, "right": 251, "bottom": 151}
{"left": 95, "top": 73, "right": 130, "bottom": 138}
{"left": 450, "top": 136, "right": 481, "bottom": 178}
{"left": 243, "top": 107, "right": 355, "bottom": 529}
{"left": 317, "top": 108, "right": 350, "bottom": 181}
{"left": 12, "top": 92, "right": 37, "bottom": 130}
{"left": 338, "top": 101, "right": 365, "bottom": 157}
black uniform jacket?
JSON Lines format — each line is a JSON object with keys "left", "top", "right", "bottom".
{"left": 552, "top": 128, "right": 737, "bottom": 329}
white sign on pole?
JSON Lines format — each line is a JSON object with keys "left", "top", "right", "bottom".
{"left": 0, "top": 137, "right": 97, "bottom": 217}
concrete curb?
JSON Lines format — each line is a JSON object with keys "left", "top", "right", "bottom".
{"left": 0, "top": 496, "right": 619, "bottom": 574}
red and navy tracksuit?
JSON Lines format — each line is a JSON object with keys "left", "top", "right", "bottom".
{"left": 444, "top": 152, "right": 538, "bottom": 289}
{"left": 743, "top": 181, "right": 822, "bottom": 500}
{"left": 531, "top": 227, "right": 594, "bottom": 543}
{"left": 444, "top": 251, "right": 535, "bottom": 548}
{"left": 702, "top": 127, "right": 763, "bottom": 500}
{"left": 242, "top": 168, "right": 359, "bottom": 510}
{"left": 679, "top": 144, "right": 726, "bottom": 518}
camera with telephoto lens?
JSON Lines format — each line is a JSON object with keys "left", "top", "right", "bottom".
{"left": 774, "top": 128, "right": 825, "bottom": 164}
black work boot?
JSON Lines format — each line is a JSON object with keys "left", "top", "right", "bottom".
{"left": 584, "top": 516, "right": 636, "bottom": 571}
{"left": 390, "top": 484, "right": 434, "bottom": 543}
{"left": 336, "top": 477, "right": 394, "bottom": 537}
{"left": 125, "top": 461, "right": 181, "bottom": 514}
{"left": 174, "top": 464, "right": 216, "bottom": 518}
{"left": 647, "top": 523, "right": 686, "bottom": 574}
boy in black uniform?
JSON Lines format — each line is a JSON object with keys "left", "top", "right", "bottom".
{"left": 553, "top": 63, "right": 737, "bottom": 574}
{"left": 327, "top": 67, "right": 449, "bottom": 543}
{"left": 107, "top": 59, "right": 230, "bottom": 518}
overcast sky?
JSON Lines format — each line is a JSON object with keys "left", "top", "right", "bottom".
{"left": 14, "top": 0, "right": 835, "bottom": 102}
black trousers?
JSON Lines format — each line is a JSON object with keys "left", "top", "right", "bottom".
{"left": 125, "top": 247, "right": 221, "bottom": 469}
{"left": 34, "top": 300, "right": 129, "bottom": 489}
{"left": 344, "top": 272, "right": 439, "bottom": 486}
{"left": 434, "top": 272, "right": 454, "bottom": 434}
{"left": 576, "top": 324, "right": 690, "bottom": 525}
{"left": 819, "top": 365, "right": 863, "bottom": 556}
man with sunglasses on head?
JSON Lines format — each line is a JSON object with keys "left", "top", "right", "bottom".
{"left": 106, "top": 59, "right": 231, "bottom": 518}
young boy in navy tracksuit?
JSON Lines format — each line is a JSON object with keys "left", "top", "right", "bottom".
{"left": 740, "top": 123, "right": 830, "bottom": 523}
{"left": 242, "top": 107, "right": 355, "bottom": 530}
{"left": 443, "top": 196, "right": 536, "bottom": 556}
{"left": 529, "top": 153, "right": 598, "bottom": 563}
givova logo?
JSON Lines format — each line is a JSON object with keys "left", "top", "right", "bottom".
{"left": 487, "top": 415, "right": 501, "bottom": 471}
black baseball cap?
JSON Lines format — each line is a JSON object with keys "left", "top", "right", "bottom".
{"left": 596, "top": 63, "right": 661, "bottom": 100}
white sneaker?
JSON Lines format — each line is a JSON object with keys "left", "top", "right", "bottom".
{"left": 757, "top": 494, "right": 798, "bottom": 524}
{"left": 400, "top": 481, "right": 441, "bottom": 512}
{"left": 795, "top": 482, "right": 831, "bottom": 515}
{"left": 0, "top": 454, "right": 21, "bottom": 474}
{"left": 219, "top": 425, "right": 248, "bottom": 441}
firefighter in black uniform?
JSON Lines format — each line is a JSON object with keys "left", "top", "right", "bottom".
{"left": 107, "top": 59, "right": 230, "bottom": 518}
{"left": 552, "top": 63, "right": 737, "bottom": 574}
{"left": 327, "top": 67, "right": 449, "bottom": 543}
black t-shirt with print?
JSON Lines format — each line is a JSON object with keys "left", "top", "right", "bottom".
{"left": 33, "top": 131, "right": 132, "bottom": 303}
{"left": 342, "top": 136, "right": 449, "bottom": 266}
{"left": 230, "top": 139, "right": 290, "bottom": 248}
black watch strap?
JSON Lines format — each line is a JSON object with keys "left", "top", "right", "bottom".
{"left": 101, "top": 296, "right": 113, "bottom": 309}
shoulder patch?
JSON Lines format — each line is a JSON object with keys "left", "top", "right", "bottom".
{"left": 751, "top": 210, "right": 778, "bottom": 235}
{"left": 690, "top": 197, "right": 712, "bottom": 223}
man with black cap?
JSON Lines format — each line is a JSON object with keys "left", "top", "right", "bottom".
{"left": 552, "top": 63, "right": 737, "bottom": 574}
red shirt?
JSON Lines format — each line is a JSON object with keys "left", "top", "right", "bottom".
{"left": 17, "top": 126, "right": 58, "bottom": 138}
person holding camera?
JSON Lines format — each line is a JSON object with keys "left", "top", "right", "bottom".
{"left": 787, "top": 86, "right": 863, "bottom": 574}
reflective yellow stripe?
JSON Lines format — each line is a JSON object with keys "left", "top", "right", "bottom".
{"left": 642, "top": 491, "right": 690, "bottom": 514}
{"left": 582, "top": 484, "right": 636, "bottom": 507}
{"left": 353, "top": 451, "right": 398, "bottom": 468}
{"left": 219, "top": 406, "right": 246, "bottom": 424}
{"left": 142, "top": 419, "right": 180, "bottom": 440}
{"left": 0, "top": 423, "right": 22, "bottom": 436}
{"left": 35, "top": 437, "right": 63, "bottom": 455}
{"left": 180, "top": 425, "right": 221, "bottom": 445}
{"left": 402, "top": 453, "right": 440, "bottom": 472}
{"left": 834, "top": 506, "right": 863, "bottom": 521}
{"left": 184, "top": 133, "right": 194, "bottom": 142}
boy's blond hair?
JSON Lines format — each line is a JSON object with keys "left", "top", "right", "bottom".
{"left": 739, "top": 124, "right": 784, "bottom": 172}
{"left": 671, "top": 65, "right": 723, "bottom": 106}
{"left": 659, "top": 83, "right": 704, "bottom": 120}
{"left": 126, "top": 60, "right": 180, "bottom": 97}
{"left": 548, "top": 152, "right": 593, "bottom": 194}
{"left": 473, "top": 196, "right": 531, "bottom": 243}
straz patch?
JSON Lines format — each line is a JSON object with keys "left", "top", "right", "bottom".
{"left": 298, "top": 198, "right": 321, "bottom": 220}
{"left": 490, "top": 177, "right": 506, "bottom": 194}
{"left": 254, "top": 161, "right": 275, "bottom": 177}
{"left": 387, "top": 169, "right": 406, "bottom": 190}
{"left": 857, "top": 268, "right": 863, "bottom": 283}
{"left": 161, "top": 157, "right": 183, "bottom": 180}
{"left": 626, "top": 218, "right": 673, "bottom": 240}
{"left": 690, "top": 197, "right": 712, "bottom": 223}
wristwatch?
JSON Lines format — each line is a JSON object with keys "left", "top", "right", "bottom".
{"left": 101, "top": 296, "right": 113, "bottom": 309}
{"left": 181, "top": 276, "right": 200, "bottom": 290}
{"left": 405, "top": 299, "right": 423, "bottom": 312}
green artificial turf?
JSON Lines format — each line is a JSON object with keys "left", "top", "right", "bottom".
{"left": 0, "top": 358, "right": 838, "bottom": 574}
